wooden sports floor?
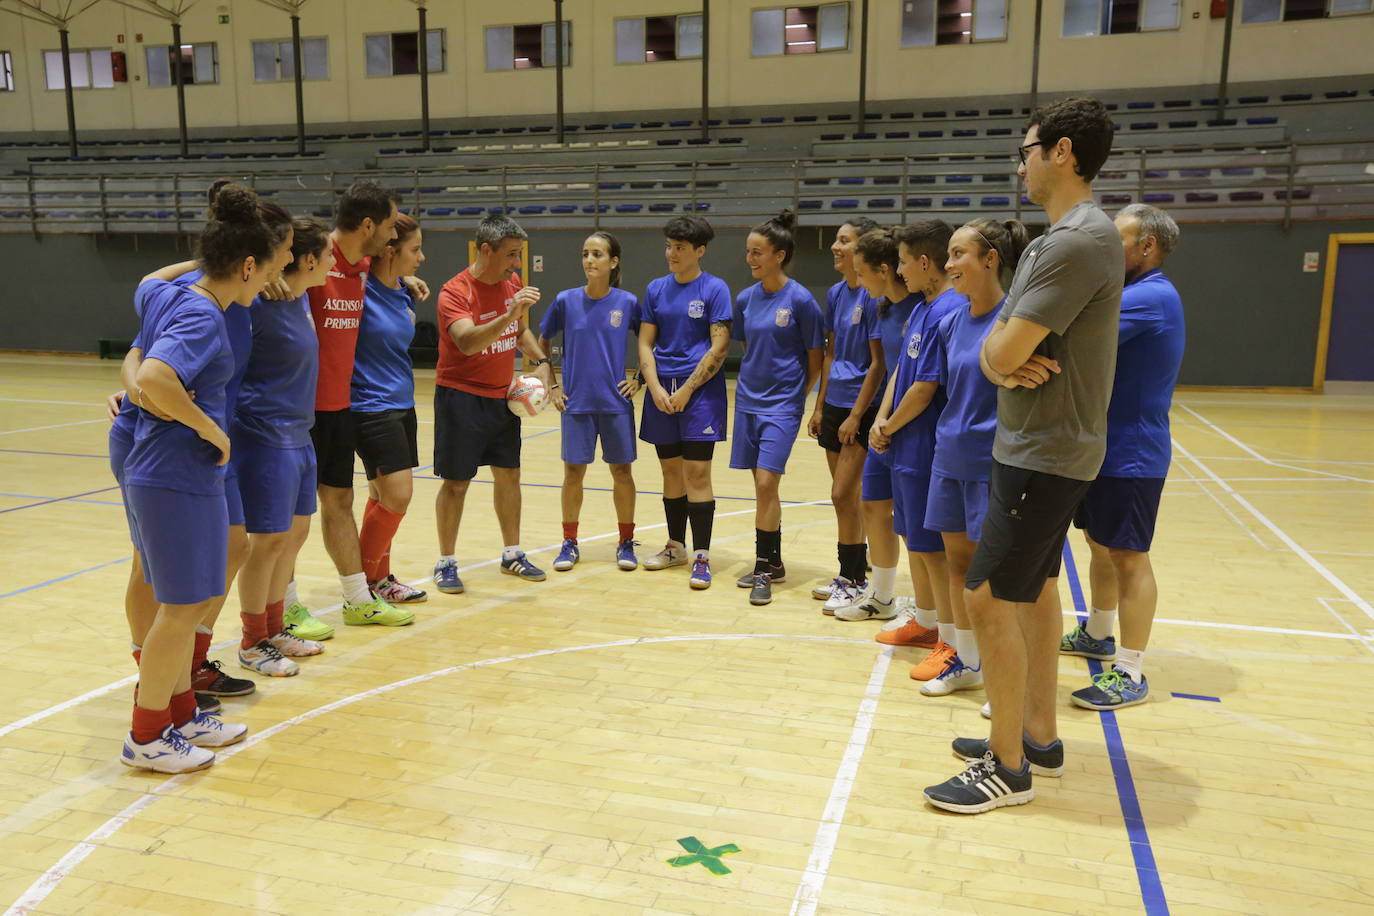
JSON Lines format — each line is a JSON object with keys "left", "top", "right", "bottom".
{"left": 2, "top": 352, "right": 1373, "bottom": 916}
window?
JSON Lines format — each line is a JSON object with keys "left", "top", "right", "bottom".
{"left": 252, "top": 37, "right": 328, "bottom": 82}
{"left": 484, "top": 23, "right": 571, "bottom": 70}
{"left": 902, "top": 0, "right": 1008, "bottom": 45}
{"left": 1, "top": 51, "right": 13, "bottom": 91}
{"left": 751, "top": 4, "right": 850, "bottom": 55}
{"left": 1062, "top": 0, "right": 1178, "bottom": 35}
{"left": 43, "top": 48, "right": 114, "bottom": 89}
{"left": 1242, "top": 0, "right": 1370, "bottom": 21}
{"left": 145, "top": 42, "right": 218, "bottom": 86}
{"left": 364, "top": 30, "right": 445, "bottom": 77}
{"left": 615, "top": 14, "right": 703, "bottom": 63}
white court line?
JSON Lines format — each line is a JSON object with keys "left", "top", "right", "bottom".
{"left": 1170, "top": 439, "right": 1269, "bottom": 549}
{"left": 3, "top": 632, "right": 873, "bottom": 916}
{"left": 789, "top": 646, "right": 892, "bottom": 916}
{"left": 0, "top": 418, "right": 107, "bottom": 437}
{"left": 0, "top": 397, "right": 105, "bottom": 407}
{"left": 0, "top": 676, "right": 139, "bottom": 741}
{"left": 1179, "top": 403, "right": 1374, "bottom": 485}
{"left": 1060, "top": 609, "right": 1368, "bottom": 642}
{"left": 1315, "top": 598, "right": 1374, "bottom": 656}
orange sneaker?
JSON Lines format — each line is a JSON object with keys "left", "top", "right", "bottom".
{"left": 876, "top": 618, "right": 939, "bottom": 647}
{"left": 910, "top": 642, "right": 957, "bottom": 681}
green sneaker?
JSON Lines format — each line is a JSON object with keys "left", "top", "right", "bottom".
{"left": 283, "top": 602, "right": 335, "bottom": 641}
{"left": 342, "top": 596, "right": 415, "bottom": 627}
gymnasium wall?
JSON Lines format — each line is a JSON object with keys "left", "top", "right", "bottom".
{"left": 2, "top": 1, "right": 1373, "bottom": 134}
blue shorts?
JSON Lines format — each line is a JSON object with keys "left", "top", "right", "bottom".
{"left": 729, "top": 411, "right": 801, "bottom": 475}
{"left": 861, "top": 447, "right": 894, "bottom": 502}
{"left": 235, "top": 439, "right": 318, "bottom": 534}
{"left": 562, "top": 410, "right": 637, "bottom": 465}
{"left": 892, "top": 466, "right": 943, "bottom": 553}
{"left": 639, "top": 372, "right": 727, "bottom": 445}
{"left": 125, "top": 484, "right": 228, "bottom": 605}
{"left": 109, "top": 429, "right": 141, "bottom": 554}
{"left": 1074, "top": 476, "right": 1166, "bottom": 552}
{"left": 925, "top": 471, "right": 990, "bottom": 543}
{"left": 224, "top": 466, "right": 245, "bottom": 528}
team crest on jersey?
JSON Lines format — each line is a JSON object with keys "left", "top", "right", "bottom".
{"left": 610, "top": 309, "right": 624, "bottom": 327}
{"left": 688, "top": 299, "right": 706, "bottom": 319}
{"left": 775, "top": 308, "right": 792, "bottom": 327}
{"left": 850, "top": 304, "right": 863, "bottom": 325}
{"left": 906, "top": 331, "right": 922, "bottom": 358}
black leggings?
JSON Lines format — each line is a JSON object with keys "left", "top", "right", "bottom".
{"left": 655, "top": 440, "right": 716, "bottom": 462}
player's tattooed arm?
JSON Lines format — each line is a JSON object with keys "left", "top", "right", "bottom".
{"left": 683, "top": 320, "right": 732, "bottom": 392}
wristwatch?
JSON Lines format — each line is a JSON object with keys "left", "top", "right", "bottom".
{"left": 533, "top": 357, "right": 551, "bottom": 368}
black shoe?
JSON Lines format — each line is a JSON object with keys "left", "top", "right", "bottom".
{"left": 924, "top": 752, "right": 1033, "bottom": 814}
{"left": 749, "top": 573, "right": 774, "bottom": 606}
{"left": 951, "top": 735, "right": 1064, "bottom": 777}
{"left": 194, "top": 692, "right": 221, "bottom": 714}
{"left": 192, "top": 659, "right": 256, "bottom": 697}
{"left": 737, "top": 562, "right": 786, "bottom": 588}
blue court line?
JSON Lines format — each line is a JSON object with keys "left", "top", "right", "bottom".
{"left": 1170, "top": 692, "right": 1221, "bottom": 703}
{"left": 0, "top": 485, "right": 123, "bottom": 515}
{"left": 0, "top": 556, "right": 131, "bottom": 600}
{"left": 1062, "top": 544, "right": 1170, "bottom": 916}
{"left": 0, "top": 447, "right": 109, "bottom": 460}
{"left": 0, "top": 491, "right": 123, "bottom": 508}
{"left": 405, "top": 472, "right": 812, "bottom": 504}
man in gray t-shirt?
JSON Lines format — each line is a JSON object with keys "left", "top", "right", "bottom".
{"left": 925, "top": 98, "right": 1122, "bottom": 817}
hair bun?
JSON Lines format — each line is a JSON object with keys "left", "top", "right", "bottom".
{"left": 773, "top": 208, "right": 798, "bottom": 231}
{"left": 209, "top": 183, "right": 259, "bottom": 223}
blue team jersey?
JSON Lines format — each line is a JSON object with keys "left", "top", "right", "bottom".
{"left": 352, "top": 279, "right": 416, "bottom": 412}
{"left": 123, "top": 279, "right": 233, "bottom": 496}
{"left": 824, "top": 280, "right": 881, "bottom": 409}
{"left": 888, "top": 289, "right": 962, "bottom": 473}
{"left": 926, "top": 299, "right": 1002, "bottom": 482}
{"left": 876, "top": 292, "right": 921, "bottom": 400}
{"left": 731, "top": 279, "right": 825, "bottom": 417}
{"left": 640, "top": 271, "right": 732, "bottom": 378}
{"left": 1100, "top": 270, "right": 1186, "bottom": 478}
{"left": 234, "top": 294, "right": 320, "bottom": 448}
{"left": 539, "top": 286, "right": 640, "bottom": 415}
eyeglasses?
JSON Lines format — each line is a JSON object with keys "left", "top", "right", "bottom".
{"left": 1016, "top": 140, "right": 1046, "bottom": 165}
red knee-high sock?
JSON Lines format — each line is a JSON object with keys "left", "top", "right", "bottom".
{"left": 360, "top": 502, "right": 405, "bottom": 584}
{"left": 170, "top": 689, "right": 198, "bottom": 728}
{"left": 131, "top": 646, "right": 142, "bottom": 666}
{"left": 618, "top": 522, "right": 635, "bottom": 542}
{"left": 131, "top": 702, "right": 171, "bottom": 744}
{"left": 266, "top": 600, "right": 285, "bottom": 638}
{"left": 191, "top": 627, "right": 212, "bottom": 673}
{"left": 241, "top": 610, "right": 268, "bottom": 650}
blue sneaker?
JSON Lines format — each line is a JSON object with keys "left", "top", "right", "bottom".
{"left": 1059, "top": 624, "right": 1116, "bottom": 660}
{"left": 553, "top": 539, "right": 580, "bottom": 572}
{"left": 433, "top": 558, "right": 464, "bottom": 594}
{"left": 1071, "top": 669, "right": 1149, "bottom": 710}
{"left": 689, "top": 555, "right": 712, "bottom": 589}
{"left": 501, "top": 551, "right": 546, "bottom": 582}
{"left": 616, "top": 538, "right": 639, "bottom": 570}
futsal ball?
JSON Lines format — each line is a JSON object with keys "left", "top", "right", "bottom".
{"left": 507, "top": 374, "right": 548, "bottom": 418}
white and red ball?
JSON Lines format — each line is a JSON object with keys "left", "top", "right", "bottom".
{"left": 506, "top": 374, "right": 548, "bottom": 418}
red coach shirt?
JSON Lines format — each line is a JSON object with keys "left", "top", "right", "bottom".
{"left": 436, "top": 268, "right": 523, "bottom": 398}
{"left": 307, "top": 240, "right": 370, "bottom": 411}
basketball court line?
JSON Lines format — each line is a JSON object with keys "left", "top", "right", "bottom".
{"left": 0, "top": 397, "right": 109, "bottom": 407}
{"left": 1178, "top": 404, "right": 1374, "bottom": 485}
{"left": 0, "top": 418, "right": 108, "bottom": 436}
{"left": 0, "top": 485, "right": 122, "bottom": 515}
{"left": 1168, "top": 439, "right": 1269, "bottom": 549}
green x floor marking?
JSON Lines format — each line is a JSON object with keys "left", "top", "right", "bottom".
{"left": 666, "top": 836, "right": 741, "bottom": 876}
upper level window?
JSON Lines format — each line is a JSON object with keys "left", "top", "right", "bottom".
{"left": 252, "top": 37, "right": 329, "bottom": 82}
{"left": 1063, "top": 0, "right": 1179, "bottom": 35}
{"left": 145, "top": 42, "right": 218, "bottom": 87}
{"left": 1, "top": 52, "right": 14, "bottom": 91}
{"left": 1242, "top": 0, "right": 1370, "bottom": 22}
{"left": 751, "top": 4, "right": 850, "bottom": 55}
{"left": 365, "top": 30, "right": 445, "bottom": 76}
{"left": 615, "top": 14, "right": 703, "bottom": 62}
{"left": 902, "top": 0, "right": 1008, "bottom": 45}
{"left": 485, "top": 23, "right": 572, "bottom": 70}
{"left": 43, "top": 48, "right": 114, "bottom": 89}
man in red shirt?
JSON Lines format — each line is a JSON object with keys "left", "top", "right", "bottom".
{"left": 431, "top": 215, "right": 555, "bottom": 593}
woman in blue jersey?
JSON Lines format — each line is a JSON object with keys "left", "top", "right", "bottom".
{"left": 120, "top": 183, "right": 290, "bottom": 774}
{"left": 234, "top": 218, "right": 335, "bottom": 678}
{"left": 809, "top": 217, "right": 884, "bottom": 604}
{"left": 538, "top": 231, "right": 642, "bottom": 572}
{"left": 354, "top": 213, "right": 427, "bottom": 608}
{"left": 730, "top": 210, "right": 825, "bottom": 605}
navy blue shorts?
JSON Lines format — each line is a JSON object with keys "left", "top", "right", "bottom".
{"left": 236, "top": 440, "right": 318, "bottom": 534}
{"left": 925, "top": 471, "right": 990, "bottom": 543}
{"left": 730, "top": 410, "right": 801, "bottom": 475}
{"left": 639, "top": 372, "right": 727, "bottom": 445}
{"left": 434, "top": 385, "right": 520, "bottom": 481}
{"left": 1074, "top": 475, "right": 1166, "bottom": 552}
{"left": 125, "top": 484, "right": 228, "bottom": 605}
{"left": 861, "top": 447, "right": 894, "bottom": 502}
{"left": 224, "top": 466, "right": 245, "bottom": 528}
{"left": 562, "top": 411, "right": 637, "bottom": 465}
{"left": 892, "top": 466, "right": 944, "bottom": 552}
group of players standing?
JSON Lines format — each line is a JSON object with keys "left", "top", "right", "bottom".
{"left": 108, "top": 96, "right": 1185, "bottom": 816}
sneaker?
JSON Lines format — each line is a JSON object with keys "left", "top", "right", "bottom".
{"left": 910, "top": 642, "right": 957, "bottom": 681}
{"left": 1071, "top": 669, "right": 1150, "bottom": 710}
{"left": 876, "top": 609, "right": 939, "bottom": 647}
{"left": 616, "top": 538, "right": 639, "bottom": 570}
{"left": 121, "top": 725, "right": 216, "bottom": 774}
{"left": 952, "top": 735, "right": 1064, "bottom": 777}
{"left": 923, "top": 751, "right": 1033, "bottom": 814}
{"left": 812, "top": 579, "right": 837, "bottom": 600}
{"left": 689, "top": 556, "right": 712, "bottom": 589}
{"left": 194, "top": 692, "right": 221, "bottom": 714}
{"left": 283, "top": 602, "right": 335, "bottom": 641}
{"left": 268, "top": 631, "right": 323, "bottom": 657}
{"left": 836, "top": 593, "right": 898, "bottom": 622}
{"left": 1060, "top": 624, "right": 1116, "bottom": 660}
{"left": 749, "top": 573, "right": 773, "bottom": 606}
{"left": 644, "top": 543, "right": 689, "bottom": 571}
{"left": 821, "top": 578, "right": 864, "bottom": 616}
{"left": 736, "top": 563, "right": 785, "bottom": 588}
{"left": 553, "top": 539, "right": 580, "bottom": 572}
{"left": 239, "top": 639, "right": 299, "bottom": 677}
{"left": 342, "top": 596, "right": 415, "bottom": 627}
{"left": 191, "top": 659, "right": 256, "bottom": 697}
{"left": 501, "top": 551, "right": 547, "bottom": 582}
{"left": 920, "top": 655, "right": 984, "bottom": 696}
{"left": 179, "top": 708, "right": 249, "bottom": 749}
{"left": 980, "top": 701, "right": 992, "bottom": 720}
{"left": 371, "top": 575, "right": 427, "bottom": 604}
{"left": 433, "top": 558, "right": 465, "bottom": 594}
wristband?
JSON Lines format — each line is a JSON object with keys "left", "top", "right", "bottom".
{"left": 533, "top": 357, "right": 551, "bottom": 368}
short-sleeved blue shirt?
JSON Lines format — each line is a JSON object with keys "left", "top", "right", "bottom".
{"left": 888, "top": 290, "right": 963, "bottom": 473}
{"left": 640, "top": 271, "right": 732, "bottom": 378}
{"left": 539, "top": 286, "right": 640, "bottom": 415}
{"left": 352, "top": 279, "right": 416, "bottom": 412}
{"left": 876, "top": 292, "right": 921, "bottom": 401}
{"left": 234, "top": 294, "right": 319, "bottom": 448}
{"left": 731, "top": 279, "right": 825, "bottom": 417}
{"left": 927, "top": 300, "right": 1002, "bottom": 482}
{"left": 824, "top": 280, "right": 881, "bottom": 410}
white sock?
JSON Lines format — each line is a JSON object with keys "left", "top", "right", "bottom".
{"left": 871, "top": 565, "right": 897, "bottom": 603}
{"left": 914, "top": 605, "right": 938, "bottom": 628}
{"left": 195, "top": 624, "right": 212, "bottom": 636}
{"left": 502, "top": 545, "right": 522, "bottom": 561}
{"left": 284, "top": 580, "right": 299, "bottom": 608}
{"left": 1086, "top": 606, "right": 1117, "bottom": 641}
{"left": 340, "top": 572, "right": 371, "bottom": 606}
{"left": 937, "top": 621, "right": 956, "bottom": 647}
{"left": 956, "top": 627, "right": 980, "bottom": 671}
{"left": 695, "top": 549, "right": 710, "bottom": 560}
{"left": 440, "top": 554, "right": 457, "bottom": 564}
{"left": 1114, "top": 647, "right": 1146, "bottom": 683}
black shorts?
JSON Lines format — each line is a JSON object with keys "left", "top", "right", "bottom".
{"left": 433, "top": 385, "right": 520, "bottom": 481}
{"left": 966, "top": 459, "right": 1091, "bottom": 603}
{"left": 654, "top": 440, "right": 716, "bottom": 462}
{"left": 1074, "top": 475, "right": 1166, "bottom": 553}
{"left": 354, "top": 406, "right": 419, "bottom": 480}
{"left": 818, "top": 400, "right": 878, "bottom": 453}
{"left": 311, "top": 408, "right": 357, "bottom": 489}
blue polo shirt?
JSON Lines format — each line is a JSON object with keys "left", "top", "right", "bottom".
{"left": 732, "top": 278, "right": 825, "bottom": 417}
{"left": 539, "top": 286, "right": 640, "bottom": 415}
{"left": 234, "top": 294, "right": 319, "bottom": 448}
{"left": 352, "top": 279, "right": 416, "bottom": 412}
{"left": 925, "top": 299, "right": 1002, "bottom": 482}
{"left": 888, "top": 289, "right": 963, "bottom": 473}
{"left": 640, "top": 271, "right": 732, "bottom": 378}
{"left": 824, "top": 280, "right": 881, "bottom": 409}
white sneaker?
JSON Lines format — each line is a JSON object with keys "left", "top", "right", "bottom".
{"left": 879, "top": 606, "right": 918, "bottom": 632}
{"left": 121, "top": 725, "right": 216, "bottom": 774}
{"left": 179, "top": 708, "right": 248, "bottom": 748}
{"left": 269, "top": 631, "right": 323, "bottom": 657}
{"left": 920, "top": 657, "right": 984, "bottom": 696}
{"left": 822, "top": 578, "right": 865, "bottom": 616}
{"left": 239, "top": 639, "right": 299, "bottom": 677}
{"left": 837, "top": 593, "right": 898, "bottom": 621}
{"left": 643, "top": 542, "right": 689, "bottom": 570}
{"left": 812, "top": 579, "right": 838, "bottom": 600}
{"left": 980, "top": 702, "right": 992, "bottom": 720}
